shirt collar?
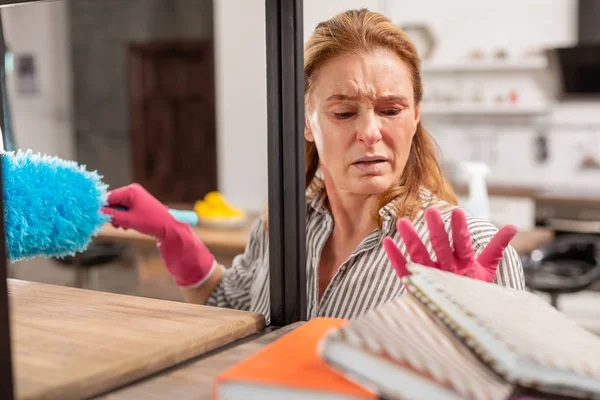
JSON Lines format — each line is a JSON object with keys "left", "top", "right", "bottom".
{"left": 379, "top": 201, "right": 398, "bottom": 236}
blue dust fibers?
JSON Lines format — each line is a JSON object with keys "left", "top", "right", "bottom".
{"left": 2, "top": 150, "right": 109, "bottom": 261}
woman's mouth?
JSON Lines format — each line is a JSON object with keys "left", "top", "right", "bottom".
{"left": 352, "top": 158, "right": 388, "bottom": 173}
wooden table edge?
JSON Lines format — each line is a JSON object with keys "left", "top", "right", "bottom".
{"left": 9, "top": 280, "right": 267, "bottom": 400}
{"left": 94, "top": 322, "right": 305, "bottom": 399}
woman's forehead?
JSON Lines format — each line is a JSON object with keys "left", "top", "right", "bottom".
{"left": 312, "top": 50, "right": 414, "bottom": 100}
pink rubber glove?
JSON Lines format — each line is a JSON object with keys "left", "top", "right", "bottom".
{"left": 100, "top": 183, "right": 216, "bottom": 287}
{"left": 383, "top": 207, "right": 517, "bottom": 282}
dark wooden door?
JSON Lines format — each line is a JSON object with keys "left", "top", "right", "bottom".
{"left": 128, "top": 40, "right": 217, "bottom": 204}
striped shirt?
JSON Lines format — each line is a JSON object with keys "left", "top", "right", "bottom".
{"left": 207, "top": 187, "right": 525, "bottom": 324}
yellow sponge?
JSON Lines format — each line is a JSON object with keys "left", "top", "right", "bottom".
{"left": 194, "top": 191, "right": 244, "bottom": 220}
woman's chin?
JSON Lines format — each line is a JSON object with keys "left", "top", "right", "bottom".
{"left": 350, "top": 176, "right": 394, "bottom": 195}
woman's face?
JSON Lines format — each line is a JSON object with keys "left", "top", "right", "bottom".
{"left": 305, "top": 48, "right": 420, "bottom": 196}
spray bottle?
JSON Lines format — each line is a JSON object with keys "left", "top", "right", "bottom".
{"left": 460, "top": 161, "right": 491, "bottom": 221}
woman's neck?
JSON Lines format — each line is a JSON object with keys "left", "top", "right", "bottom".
{"left": 323, "top": 182, "right": 379, "bottom": 241}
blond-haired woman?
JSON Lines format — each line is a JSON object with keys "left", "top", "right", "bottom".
{"left": 103, "top": 9, "right": 524, "bottom": 323}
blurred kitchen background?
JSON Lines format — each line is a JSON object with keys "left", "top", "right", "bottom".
{"left": 2, "top": 0, "right": 600, "bottom": 333}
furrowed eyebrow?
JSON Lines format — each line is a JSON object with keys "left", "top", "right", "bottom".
{"left": 379, "top": 95, "right": 409, "bottom": 103}
{"left": 326, "top": 94, "right": 360, "bottom": 101}
{"left": 325, "top": 94, "right": 409, "bottom": 103}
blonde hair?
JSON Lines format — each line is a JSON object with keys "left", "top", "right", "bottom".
{"left": 265, "top": 9, "right": 456, "bottom": 230}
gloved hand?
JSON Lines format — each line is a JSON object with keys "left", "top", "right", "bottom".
{"left": 382, "top": 207, "right": 517, "bottom": 282}
{"left": 100, "top": 183, "right": 216, "bottom": 288}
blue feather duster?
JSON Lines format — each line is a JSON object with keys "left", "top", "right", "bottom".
{"left": 2, "top": 150, "right": 109, "bottom": 261}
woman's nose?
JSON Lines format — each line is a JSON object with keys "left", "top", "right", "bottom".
{"left": 356, "top": 113, "right": 382, "bottom": 146}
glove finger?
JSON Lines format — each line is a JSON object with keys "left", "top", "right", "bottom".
{"left": 397, "top": 218, "right": 434, "bottom": 266}
{"left": 382, "top": 237, "right": 411, "bottom": 278}
{"left": 425, "top": 207, "right": 455, "bottom": 270}
{"left": 451, "top": 208, "right": 475, "bottom": 263}
{"left": 477, "top": 224, "right": 518, "bottom": 271}
{"left": 100, "top": 207, "right": 130, "bottom": 228}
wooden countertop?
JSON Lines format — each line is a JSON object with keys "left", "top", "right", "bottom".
{"left": 97, "top": 322, "right": 305, "bottom": 400}
{"left": 452, "top": 182, "right": 541, "bottom": 198}
{"left": 452, "top": 181, "right": 600, "bottom": 206}
{"left": 510, "top": 229, "right": 554, "bottom": 256}
{"left": 9, "top": 279, "right": 265, "bottom": 400}
{"left": 96, "top": 219, "right": 255, "bottom": 253}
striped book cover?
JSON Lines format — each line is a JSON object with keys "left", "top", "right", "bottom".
{"left": 318, "top": 291, "right": 513, "bottom": 400}
{"left": 404, "top": 264, "right": 600, "bottom": 398}
{"left": 319, "top": 264, "right": 600, "bottom": 400}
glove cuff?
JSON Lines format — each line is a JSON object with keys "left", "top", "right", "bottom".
{"left": 157, "top": 221, "right": 216, "bottom": 287}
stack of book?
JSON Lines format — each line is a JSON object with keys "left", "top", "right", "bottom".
{"left": 214, "top": 264, "right": 600, "bottom": 400}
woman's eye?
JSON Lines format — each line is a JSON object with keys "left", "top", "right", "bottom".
{"left": 334, "top": 112, "right": 355, "bottom": 119}
{"left": 381, "top": 109, "right": 401, "bottom": 116}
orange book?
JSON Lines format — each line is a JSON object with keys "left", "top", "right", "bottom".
{"left": 213, "top": 317, "right": 377, "bottom": 399}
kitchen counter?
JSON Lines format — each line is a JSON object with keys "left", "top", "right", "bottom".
{"left": 510, "top": 229, "right": 554, "bottom": 256}
{"left": 452, "top": 181, "right": 600, "bottom": 206}
{"left": 452, "top": 182, "right": 541, "bottom": 198}
{"left": 9, "top": 279, "right": 265, "bottom": 400}
{"left": 96, "top": 219, "right": 256, "bottom": 281}
{"left": 97, "top": 220, "right": 253, "bottom": 253}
